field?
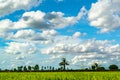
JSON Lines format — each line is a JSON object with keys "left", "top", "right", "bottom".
{"left": 0, "top": 72, "right": 120, "bottom": 80}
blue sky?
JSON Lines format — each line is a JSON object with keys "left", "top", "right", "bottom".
{"left": 0, "top": 0, "right": 120, "bottom": 69}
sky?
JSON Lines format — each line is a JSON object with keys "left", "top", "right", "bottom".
{"left": 0, "top": 0, "right": 120, "bottom": 69}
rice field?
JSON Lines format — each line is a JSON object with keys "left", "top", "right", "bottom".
{"left": 0, "top": 72, "right": 120, "bottom": 80}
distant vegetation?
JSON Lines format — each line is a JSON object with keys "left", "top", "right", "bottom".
{"left": 0, "top": 58, "right": 119, "bottom": 72}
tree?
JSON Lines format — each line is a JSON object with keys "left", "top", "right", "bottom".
{"left": 52, "top": 67, "right": 54, "bottom": 71}
{"left": 91, "top": 65, "right": 96, "bottom": 70}
{"left": 17, "top": 66, "right": 23, "bottom": 71}
{"left": 34, "top": 64, "right": 39, "bottom": 71}
{"left": 59, "top": 58, "right": 69, "bottom": 70}
{"left": 28, "top": 66, "right": 32, "bottom": 71}
{"left": 109, "top": 64, "right": 118, "bottom": 71}
{"left": 44, "top": 67, "right": 46, "bottom": 70}
{"left": 41, "top": 66, "right": 44, "bottom": 71}
{"left": 13, "top": 68, "right": 17, "bottom": 72}
{"left": 23, "top": 66, "right": 27, "bottom": 71}
{"left": 91, "top": 63, "right": 99, "bottom": 71}
{"left": 49, "top": 66, "right": 52, "bottom": 70}
{"left": 96, "top": 67, "right": 105, "bottom": 71}
{"left": 94, "top": 63, "right": 98, "bottom": 68}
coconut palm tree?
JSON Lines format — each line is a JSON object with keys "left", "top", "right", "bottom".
{"left": 34, "top": 64, "right": 39, "bottom": 71}
{"left": 59, "top": 58, "right": 69, "bottom": 70}
{"left": 17, "top": 66, "right": 23, "bottom": 72}
{"left": 23, "top": 66, "right": 27, "bottom": 71}
{"left": 28, "top": 66, "right": 32, "bottom": 71}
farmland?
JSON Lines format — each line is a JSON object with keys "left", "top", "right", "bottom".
{"left": 0, "top": 72, "right": 120, "bottom": 80}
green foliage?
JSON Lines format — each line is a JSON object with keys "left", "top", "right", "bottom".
{"left": 96, "top": 67, "right": 105, "bottom": 71}
{"left": 28, "top": 66, "right": 32, "bottom": 71}
{"left": 23, "top": 66, "right": 27, "bottom": 71}
{"left": 34, "top": 64, "right": 39, "bottom": 71}
{"left": 17, "top": 66, "right": 23, "bottom": 71}
{"left": 59, "top": 58, "right": 69, "bottom": 70}
{"left": 91, "top": 65, "right": 96, "bottom": 70}
{"left": 109, "top": 64, "right": 118, "bottom": 71}
{"left": 0, "top": 72, "right": 120, "bottom": 80}
{"left": 91, "top": 63, "right": 106, "bottom": 71}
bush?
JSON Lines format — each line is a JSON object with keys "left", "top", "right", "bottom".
{"left": 109, "top": 64, "right": 118, "bottom": 71}
{"left": 96, "top": 67, "right": 105, "bottom": 71}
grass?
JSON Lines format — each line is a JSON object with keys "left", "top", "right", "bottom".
{"left": 0, "top": 72, "right": 120, "bottom": 80}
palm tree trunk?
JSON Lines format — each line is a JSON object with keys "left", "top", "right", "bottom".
{"left": 63, "top": 65, "right": 66, "bottom": 70}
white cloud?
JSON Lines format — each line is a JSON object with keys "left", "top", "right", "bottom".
{"left": 20, "top": 7, "right": 87, "bottom": 29}
{"left": 0, "top": 7, "right": 87, "bottom": 32}
{"left": 12, "top": 29, "right": 48, "bottom": 41}
{"left": 2, "top": 31, "right": 120, "bottom": 69}
{"left": 71, "top": 51, "right": 120, "bottom": 67}
{"left": 0, "top": 19, "right": 27, "bottom": 32}
{"left": 13, "top": 29, "right": 35, "bottom": 39}
{"left": 72, "top": 32, "right": 86, "bottom": 38}
{"left": 2, "top": 29, "right": 57, "bottom": 43}
{"left": 72, "top": 32, "right": 81, "bottom": 38}
{"left": 0, "top": 19, "right": 15, "bottom": 32}
{"left": 41, "top": 38, "right": 113, "bottom": 54}
{"left": 0, "top": 0, "right": 42, "bottom": 17}
{"left": 42, "top": 29, "right": 58, "bottom": 37}
{"left": 40, "top": 34, "right": 120, "bottom": 67}
{"left": 5, "top": 42, "right": 37, "bottom": 54}
{"left": 88, "top": 0, "right": 120, "bottom": 33}
{"left": 0, "top": 0, "right": 120, "bottom": 69}
{"left": 15, "top": 55, "right": 25, "bottom": 60}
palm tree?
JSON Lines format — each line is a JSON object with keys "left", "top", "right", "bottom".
{"left": 17, "top": 66, "right": 23, "bottom": 72}
{"left": 34, "top": 64, "right": 39, "bottom": 71}
{"left": 91, "top": 63, "right": 99, "bottom": 70}
{"left": 59, "top": 58, "right": 69, "bottom": 70}
{"left": 13, "top": 68, "right": 17, "bottom": 72}
{"left": 23, "top": 66, "right": 27, "bottom": 71}
{"left": 44, "top": 67, "right": 46, "bottom": 70}
{"left": 41, "top": 66, "right": 44, "bottom": 71}
{"left": 28, "top": 66, "right": 32, "bottom": 71}
{"left": 52, "top": 67, "right": 54, "bottom": 71}
{"left": 49, "top": 66, "right": 52, "bottom": 70}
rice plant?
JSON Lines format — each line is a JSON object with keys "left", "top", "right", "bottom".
{"left": 0, "top": 72, "right": 119, "bottom": 80}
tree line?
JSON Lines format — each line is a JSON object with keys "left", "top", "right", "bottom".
{"left": 0, "top": 58, "right": 119, "bottom": 72}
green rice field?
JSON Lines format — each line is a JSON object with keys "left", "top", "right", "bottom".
{"left": 0, "top": 72, "right": 120, "bottom": 80}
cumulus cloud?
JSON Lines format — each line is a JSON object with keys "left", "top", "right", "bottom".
{"left": 71, "top": 54, "right": 108, "bottom": 67}
{"left": 72, "top": 32, "right": 81, "bottom": 38}
{"left": 2, "top": 31, "right": 120, "bottom": 68}
{"left": 11, "top": 29, "right": 47, "bottom": 41}
{"left": 42, "top": 29, "right": 58, "bottom": 37}
{"left": 72, "top": 32, "right": 86, "bottom": 38}
{"left": 1, "top": 29, "right": 58, "bottom": 43}
{"left": 0, "top": 7, "right": 87, "bottom": 32}
{"left": 0, "top": 0, "right": 42, "bottom": 17}
{"left": 71, "top": 50, "right": 120, "bottom": 67}
{"left": 88, "top": 0, "right": 120, "bottom": 33}
{"left": 0, "top": 19, "right": 27, "bottom": 32}
{"left": 5, "top": 42, "right": 37, "bottom": 54}
{"left": 19, "top": 7, "right": 87, "bottom": 29}
{"left": 41, "top": 38, "right": 114, "bottom": 54}
{"left": 40, "top": 35, "right": 120, "bottom": 66}
{"left": 15, "top": 55, "right": 25, "bottom": 60}
{"left": 1, "top": 0, "right": 120, "bottom": 69}
{"left": 0, "top": 19, "right": 15, "bottom": 32}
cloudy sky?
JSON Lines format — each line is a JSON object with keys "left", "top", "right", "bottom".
{"left": 0, "top": 0, "right": 120, "bottom": 69}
